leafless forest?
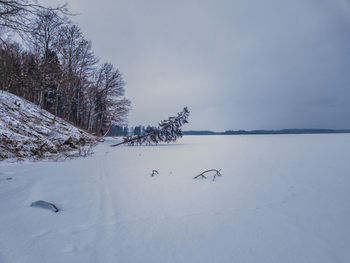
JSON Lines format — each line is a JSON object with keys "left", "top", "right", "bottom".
{"left": 0, "top": 0, "right": 131, "bottom": 136}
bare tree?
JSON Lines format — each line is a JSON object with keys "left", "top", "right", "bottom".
{"left": 92, "top": 63, "right": 131, "bottom": 135}
{"left": 0, "top": 41, "right": 21, "bottom": 92}
{"left": 0, "top": 0, "right": 68, "bottom": 42}
{"left": 26, "top": 9, "right": 65, "bottom": 110}
{"left": 55, "top": 24, "right": 98, "bottom": 124}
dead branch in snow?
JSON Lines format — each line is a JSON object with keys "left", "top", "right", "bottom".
{"left": 30, "top": 200, "right": 59, "bottom": 213}
{"left": 194, "top": 169, "right": 222, "bottom": 181}
{"left": 151, "top": 170, "right": 159, "bottom": 177}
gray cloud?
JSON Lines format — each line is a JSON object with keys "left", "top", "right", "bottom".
{"left": 45, "top": 0, "right": 350, "bottom": 130}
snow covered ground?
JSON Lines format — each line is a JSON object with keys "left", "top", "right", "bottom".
{"left": 0, "top": 134, "right": 350, "bottom": 263}
{"left": 0, "top": 91, "right": 96, "bottom": 160}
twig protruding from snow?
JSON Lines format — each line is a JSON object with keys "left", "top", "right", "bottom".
{"left": 194, "top": 169, "right": 222, "bottom": 181}
{"left": 151, "top": 170, "right": 159, "bottom": 177}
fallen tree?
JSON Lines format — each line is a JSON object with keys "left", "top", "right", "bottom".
{"left": 111, "top": 107, "right": 189, "bottom": 147}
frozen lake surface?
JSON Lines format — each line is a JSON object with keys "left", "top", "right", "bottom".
{"left": 0, "top": 135, "right": 350, "bottom": 263}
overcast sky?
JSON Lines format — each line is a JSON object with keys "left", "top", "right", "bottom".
{"left": 45, "top": 0, "right": 350, "bottom": 130}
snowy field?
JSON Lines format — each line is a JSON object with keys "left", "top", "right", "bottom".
{"left": 0, "top": 134, "right": 350, "bottom": 263}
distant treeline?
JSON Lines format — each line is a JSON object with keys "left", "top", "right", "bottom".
{"left": 107, "top": 125, "right": 152, "bottom": 137}
{"left": 108, "top": 127, "right": 350, "bottom": 137}
{"left": 183, "top": 129, "right": 350, "bottom": 136}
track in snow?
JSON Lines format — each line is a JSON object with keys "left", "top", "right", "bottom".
{"left": 1, "top": 135, "right": 350, "bottom": 263}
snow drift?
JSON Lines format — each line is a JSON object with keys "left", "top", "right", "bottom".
{"left": 0, "top": 91, "right": 97, "bottom": 160}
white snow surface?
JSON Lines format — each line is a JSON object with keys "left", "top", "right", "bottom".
{"left": 0, "top": 135, "right": 350, "bottom": 263}
{"left": 0, "top": 91, "right": 96, "bottom": 160}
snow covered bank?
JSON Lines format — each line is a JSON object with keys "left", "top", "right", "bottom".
{"left": 0, "top": 91, "right": 97, "bottom": 160}
{"left": 0, "top": 135, "right": 350, "bottom": 262}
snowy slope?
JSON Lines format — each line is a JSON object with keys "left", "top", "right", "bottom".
{"left": 0, "top": 135, "right": 350, "bottom": 262}
{"left": 0, "top": 91, "right": 96, "bottom": 160}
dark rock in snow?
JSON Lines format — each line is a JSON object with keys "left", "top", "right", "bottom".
{"left": 30, "top": 200, "right": 59, "bottom": 213}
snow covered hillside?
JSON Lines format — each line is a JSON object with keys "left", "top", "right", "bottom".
{"left": 0, "top": 91, "right": 97, "bottom": 160}
{"left": 1, "top": 135, "right": 350, "bottom": 262}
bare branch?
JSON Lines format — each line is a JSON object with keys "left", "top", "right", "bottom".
{"left": 151, "top": 170, "right": 159, "bottom": 177}
{"left": 0, "top": 0, "right": 70, "bottom": 42}
{"left": 194, "top": 169, "right": 222, "bottom": 181}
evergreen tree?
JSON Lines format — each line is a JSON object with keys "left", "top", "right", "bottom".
{"left": 111, "top": 107, "right": 189, "bottom": 146}
{"left": 123, "top": 126, "right": 129, "bottom": 136}
{"left": 134, "top": 126, "right": 141, "bottom": 136}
